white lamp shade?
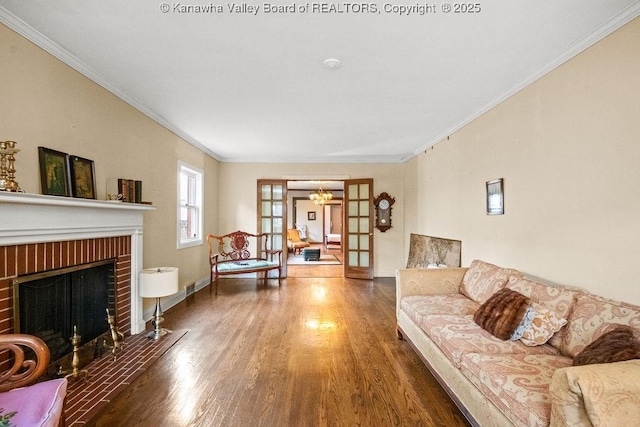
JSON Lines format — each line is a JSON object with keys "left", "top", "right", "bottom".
{"left": 139, "top": 267, "right": 179, "bottom": 298}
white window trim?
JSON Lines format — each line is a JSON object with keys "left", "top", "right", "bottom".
{"left": 177, "top": 161, "right": 204, "bottom": 249}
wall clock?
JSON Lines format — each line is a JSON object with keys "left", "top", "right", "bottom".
{"left": 374, "top": 192, "right": 395, "bottom": 232}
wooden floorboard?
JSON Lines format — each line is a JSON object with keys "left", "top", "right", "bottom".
{"left": 88, "top": 277, "right": 469, "bottom": 426}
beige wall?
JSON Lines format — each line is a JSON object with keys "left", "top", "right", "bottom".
{"left": 1, "top": 21, "right": 405, "bottom": 294}
{"left": 1, "top": 24, "right": 220, "bottom": 309}
{"left": 219, "top": 163, "right": 406, "bottom": 276}
{"left": 7, "top": 14, "right": 638, "bottom": 304}
{"left": 297, "top": 199, "right": 324, "bottom": 243}
{"left": 408, "top": 17, "right": 640, "bottom": 304}
{"left": 287, "top": 190, "right": 344, "bottom": 243}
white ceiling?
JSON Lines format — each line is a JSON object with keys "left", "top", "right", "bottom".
{"left": 2, "top": 1, "right": 639, "bottom": 164}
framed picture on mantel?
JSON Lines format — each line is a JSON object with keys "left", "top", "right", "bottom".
{"left": 38, "top": 147, "right": 72, "bottom": 197}
{"left": 69, "top": 155, "right": 96, "bottom": 199}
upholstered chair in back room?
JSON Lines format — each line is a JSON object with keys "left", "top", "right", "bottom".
{"left": 287, "top": 228, "right": 310, "bottom": 254}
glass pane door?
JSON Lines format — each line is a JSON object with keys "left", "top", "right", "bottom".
{"left": 257, "top": 180, "right": 286, "bottom": 277}
{"left": 344, "top": 179, "right": 373, "bottom": 280}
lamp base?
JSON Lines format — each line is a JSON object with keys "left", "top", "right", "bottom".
{"left": 146, "top": 328, "right": 172, "bottom": 340}
{"left": 147, "top": 297, "right": 172, "bottom": 340}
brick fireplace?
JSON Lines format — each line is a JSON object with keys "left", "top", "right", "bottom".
{"left": 0, "top": 192, "right": 154, "bottom": 338}
{"left": 1, "top": 237, "right": 132, "bottom": 336}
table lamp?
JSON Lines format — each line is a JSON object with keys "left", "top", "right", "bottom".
{"left": 139, "top": 267, "right": 179, "bottom": 340}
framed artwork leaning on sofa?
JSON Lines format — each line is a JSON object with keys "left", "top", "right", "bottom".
{"left": 406, "top": 233, "right": 461, "bottom": 268}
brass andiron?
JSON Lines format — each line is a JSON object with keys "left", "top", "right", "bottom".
{"left": 0, "top": 141, "right": 22, "bottom": 192}
{"left": 105, "top": 308, "right": 125, "bottom": 360}
{"left": 57, "top": 325, "right": 89, "bottom": 382}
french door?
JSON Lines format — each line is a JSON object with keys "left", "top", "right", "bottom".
{"left": 257, "top": 178, "right": 373, "bottom": 280}
{"left": 344, "top": 179, "right": 374, "bottom": 279}
{"left": 257, "top": 180, "right": 287, "bottom": 277}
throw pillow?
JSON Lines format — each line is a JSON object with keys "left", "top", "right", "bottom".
{"left": 561, "top": 294, "right": 640, "bottom": 358}
{"left": 473, "top": 288, "right": 531, "bottom": 340}
{"left": 460, "top": 260, "right": 521, "bottom": 305}
{"left": 520, "top": 302, "right": 568, "bottom": 346}
{"left": 573, "top": 325, "right": 640, "bottom": 366}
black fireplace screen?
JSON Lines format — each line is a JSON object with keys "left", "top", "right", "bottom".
{"left": 15, "top": 260, "right": 116, "bottom": 362}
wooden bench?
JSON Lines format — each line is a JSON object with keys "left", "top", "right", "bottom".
{"left": 207, "top": 231, "right": 282, "bottom": 294}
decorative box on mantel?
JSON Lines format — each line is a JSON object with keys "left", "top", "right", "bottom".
{"left": 0, "top": 192, "right": 154, "bottom": 335}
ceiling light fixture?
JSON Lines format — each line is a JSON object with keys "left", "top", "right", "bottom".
{"left": 323, "top": 58, "right": 341, "bottom": 70}
{"left": 309, "top": 184, "right": 333, "bottom": 205}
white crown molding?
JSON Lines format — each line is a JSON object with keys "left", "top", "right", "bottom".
{"left": 3, "top": 3, "right": 639, "bottom": 166}
{"left": 409, "top": 2, "right": 640, "bottom": 163}
{"left": 0, "top": 6, "right": 222, "bottom": 162}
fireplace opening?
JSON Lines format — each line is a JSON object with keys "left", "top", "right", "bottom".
{"left": 13, "top": 259, "right": 116, "bottom": 364}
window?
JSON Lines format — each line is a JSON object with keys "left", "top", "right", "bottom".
{"left": 177, "top": 161, "right": 203, "bottom": 249}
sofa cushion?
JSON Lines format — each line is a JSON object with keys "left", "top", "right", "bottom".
{"left": 561, "top": 293, "right": 640, "bottom": 358}
{"left": 573, "top": 325, "right": 640, "bottom": 366}
{"left": 460, "top": 353, "right": 572, "bottom": 427}
{"left": 401, "top": 294, "right": 480, "bottom": 322}
{"left": 419, "top": 314, "right": 558, "bottom": 367}
{"left": 474, "top": 288, "right": 531, "bottom": 340}
{"left": 460, "top": 260, "right": 520, "bottom": 305}
{"left": 520, "top": 302, "right": 568, "bottom": 347}
{"left": 507, "top": 275, "right": 580, "bottom": 320}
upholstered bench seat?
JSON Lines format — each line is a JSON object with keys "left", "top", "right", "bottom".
{"left": 215, "top": 260, "right": 279, "bottom": 273}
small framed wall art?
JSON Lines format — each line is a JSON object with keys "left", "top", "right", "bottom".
{"left": 308, "top": 211, "right": 316, "bottom": 221}
{"left": 69, "top": 155, "right": 96, "bottom": 199}
{"left": 486, "top": 178, "right": 504, "bottom": 215}
{"left": 38, "top": 147, "right": 72, "bottom": 197}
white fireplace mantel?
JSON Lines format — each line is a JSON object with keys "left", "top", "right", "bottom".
{"left": 0, "top": 192, "right": 155, "bottom": 334}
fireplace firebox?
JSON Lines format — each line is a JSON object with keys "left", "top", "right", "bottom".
{"left": 13, "top": 260, "right": 116, "bottom": 363}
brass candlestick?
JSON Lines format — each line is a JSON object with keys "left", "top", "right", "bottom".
{"left": 104, "top": 308, "right": 125, "bottom": 361}
{"left": 0, "top": 141, "right": 21, "bottom": 192}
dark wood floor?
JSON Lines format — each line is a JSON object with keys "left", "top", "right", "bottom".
{"left": 89, "top": 277, "right": 469, "bottom": 426}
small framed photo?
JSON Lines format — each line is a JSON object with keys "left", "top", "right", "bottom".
{"left": 486, "top": 178, "right": 504, "bottom": 215}
{"left": 38, "top": 147, "right": 72, "bottom": 197}
{"left": 308, "top": 211, "right": 316, "bottom": 221}
{"left": 69, "top": 155, "right": 96, "bottom": 199}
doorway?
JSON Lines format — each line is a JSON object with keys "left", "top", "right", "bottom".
{"left": 287, "top": 181, "right": 344, "bottom": 278}
{"left": 257, "top": 179, "right": 374, "bottom": 279}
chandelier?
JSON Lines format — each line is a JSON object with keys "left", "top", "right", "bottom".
{"left": 309, "top": 185, "right": 333, "bottom": 205}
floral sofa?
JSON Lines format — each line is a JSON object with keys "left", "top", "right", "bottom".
{"left": 396, "top": 260, "right": 640, "bottom": 426}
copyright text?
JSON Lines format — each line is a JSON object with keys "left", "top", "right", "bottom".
{"left": 159, "top": 2, "right": 483, "bottom": 15}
